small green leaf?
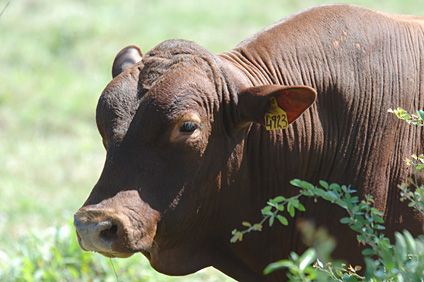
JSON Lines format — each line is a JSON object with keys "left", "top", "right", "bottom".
{"left": 395, "top": 232, "right": 407, "bottom": 260}
{"left": 273, "top": 196, "right": 286, "bottom": 203}
{"left": 327, "top": 191, "right": 338, "bottom": 202}
{"left": 398, "top": 108, "right": 410, "bottom": 119}
{"left": 329, "top": 183, "right": 341, "bottom": 192}
{"left": 403, "top": 230, "right": 416, "bottom": 253}
{"left": 373, "top": 215, "right": 385, "bottom": 224}
{"left": 261, "top": 206, "right": 272, "bottom": 215}
{"left": 277, "top": 215, "right": 288, "bottom": 226}
{"left": 375, "top": 224, "right": 386, "bottom": 230}
{"left": 242, "top": 221, "right": 251, "bottom": 227}
{"left": 299, "top": 248, "right": 316, "bottom": 271}
{"left": 350, "top": 225, "right": 362, "bottom": 233}
{"left": 335, "top": 199, "right": 348, "bottom": 209}
{"left": 316, "top": 258, "right": 324, "bottom": 268}
{"left": 296, "top": 203, "right": 306, "bottom": 212}
{"left": 287, "top": 203, "right": 295, "bottom": 217}
{"left": 269, "top": 216, "right": 275, "bottom": 227}
{"left": 340, "top": 217, "right": 351, "bottom": 224}
{"left": 319, "top": 180, "right": 329, "bottom": 189}
{"left": 364, "top": 257, "right": 378, "bottom": 277}
{"left": 288, "top": 199, "right": 301, "bottom": 212}
{"left": 294, "top": 180, "right": 315, "bottom": 190}
{"left": 267, "top": 200, "right": 276, "bottom": 207}
{"left": 417, "top": 110, "right": 424, "bottom": 121}
{"left": 264, "top": 260, "right": 296, "bottom": 275}
{"left": 381, "top": 248, "right": 395, "bottom": 271}
{"left": 362, "top": 248, "right": 376, "bottom": 256}
{"left": 290, "top": 179, "right": 302, "bottom": 186}
{"left": 302, "top": 190, "right": 314, "bottom": 197}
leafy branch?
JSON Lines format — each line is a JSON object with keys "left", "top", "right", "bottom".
{"left": 290, "top": 180, "right": 388, "bottom": 259}
{"left": 399, "top": 154, "right": 424, "bottom": 217}
{"left": 388, "top": 107, "right": 424, "bottom": 126}
{"left": 231, "top": 194, "right": 305, "bottom": 243}
{"left": 232, "top": 179, "right": 424, "bottom": 281}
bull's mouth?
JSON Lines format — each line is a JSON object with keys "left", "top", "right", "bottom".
{"left": 77, "top": 233, "right": 156, "bottom": 261}
{"left": 99, "top": 251, "right": 135, "bottom": 258}
{"left": 76, "top": 228, "right": 155, "bottom": 259}
{"left": 141, "top": 249, "right": 152, "bottom": 261}
{"left": 97, "top": 245, "right": 155, "bottom": 260}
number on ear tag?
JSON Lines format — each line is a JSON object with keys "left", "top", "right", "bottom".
{"left": 264, "top": 97, "right": 288, "bottom": 130}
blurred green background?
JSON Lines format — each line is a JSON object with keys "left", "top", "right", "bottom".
{"left": 1, "top": 0, "right": 423, "bottom": 280}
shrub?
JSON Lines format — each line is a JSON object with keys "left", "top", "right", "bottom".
{"left": 231, "top": 108, "right": 424, "bottom": 281}
{"left": 0, "top": 220, "right": 119, "bottom": 282}
{"left": 0, "top": 219, "right": 230, "bottom": 282}
{"left": 0, "top": 219, "right": 169, "bottom": 282}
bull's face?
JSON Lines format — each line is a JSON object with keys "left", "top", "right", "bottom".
{"left": 74, "top": 41, "right": 226, "bottom": 275}
{"left": 74, "top": 40, "right": 316, "bottom": 275}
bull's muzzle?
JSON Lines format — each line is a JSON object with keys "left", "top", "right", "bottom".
{"left": 73, "top": 207, "right": 134, "bottom": 258}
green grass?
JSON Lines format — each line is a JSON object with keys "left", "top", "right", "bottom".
{"left": 1, "top": 0, "right": 424, "bottom": 280}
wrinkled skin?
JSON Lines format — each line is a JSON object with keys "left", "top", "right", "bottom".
{"left": 74, "top": 4, "right": 424, "bottom": 281}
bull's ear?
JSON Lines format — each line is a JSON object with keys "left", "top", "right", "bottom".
{"left": 112, "top": 45, "right": 143, "bottom": 78}
{"left": 237, "top": 85, "right": 317, "bottom": 128}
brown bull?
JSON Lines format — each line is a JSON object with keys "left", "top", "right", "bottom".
{"left": 74, "top": 4, "right": 424, "bottom": 281}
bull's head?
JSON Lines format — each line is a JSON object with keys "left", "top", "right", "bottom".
{"left": 74, "top": 40, "right": 316, "bottom": 276}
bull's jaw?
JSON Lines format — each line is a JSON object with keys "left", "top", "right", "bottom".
{"left": 74, "top": 208, "right": 210, "bottom": 276}
{"left": 74, "top": 190, "right": 160, "bottom": 259}
{"left": 145, "top": 237, "right": 212, "bottom": 276}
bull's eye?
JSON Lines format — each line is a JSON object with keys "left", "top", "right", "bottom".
{"left": 180, "top": 121, "right": 199, "bottom": 133}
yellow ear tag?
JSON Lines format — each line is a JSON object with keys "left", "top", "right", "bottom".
{"left": 264, "top": 96, "right": 289, "bottom": 130}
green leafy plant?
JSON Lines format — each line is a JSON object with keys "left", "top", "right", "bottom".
{"left": 0, "top": 219, "right": 234, "bottom": 282}
{"left": 231, "top": 195, "right": 305, "bottom": 243}
{"left": 231, "top": 108, "right": 424, "bottom": 281}
{"left": 399, "top": 154, "right": 424, "bottom": 217}
{"left": 233, "top": 179, "right": 424, "bottom": 281}
{"left": 0, "top": 219, "right": 118, "bottom": 282}
{"left": 264, "top": 248, "right": 318, "bottom": 281}
{"left": 391, "top": 108, "right": 424, "bottom": 216}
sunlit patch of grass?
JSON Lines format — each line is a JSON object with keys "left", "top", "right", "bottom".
{"left": 0, "top": 220, "right": 233, "bottom": 282}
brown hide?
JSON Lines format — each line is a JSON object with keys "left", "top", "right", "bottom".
{"left": 74, "top": 4, "right": 424, "bottom": 281}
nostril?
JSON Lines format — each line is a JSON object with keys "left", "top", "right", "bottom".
{"left": 99, "top": 223, "right": 119, "bottom": 242}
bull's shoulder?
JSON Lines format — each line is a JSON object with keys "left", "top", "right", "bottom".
{"left": 313, "top": 4, "right": 424, "bottom": 28}
{"left": 388, "top": 14, "right": 424, "bottom": 27}
{"left": 236, "top": 4, "right": 423, "bottom": 49}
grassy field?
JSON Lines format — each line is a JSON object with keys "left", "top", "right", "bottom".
{"left": 1, "top": 0, "right": 424, "bottom": 280}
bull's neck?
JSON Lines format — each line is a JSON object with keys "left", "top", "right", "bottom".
{"left": 216, "top": 7, "right": 326, "bottom": 89}
{"left": 217, "top": 49, "right": 274, "bottom": 87}
{"left": 217, "top": 38, "right": 326, "bottom": 96}
{"left": 216, "top": 5, "right": 366, "bottom": 91}
{"left": 216, "top": 10, "right": 338, "bottom": 198}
